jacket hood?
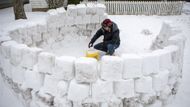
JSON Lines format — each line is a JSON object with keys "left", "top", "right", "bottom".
{"left": 112, "top": 22, "right": 119, "bottom": 32}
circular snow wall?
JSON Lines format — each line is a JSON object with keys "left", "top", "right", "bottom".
{"left": 0, "top": 3, "right": 186, "bottom": 107}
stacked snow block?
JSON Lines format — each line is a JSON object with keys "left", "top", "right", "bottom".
{"left": 0, "top": 40, "right": 46, "bottom": 92}
{"left": 8, "top": 4, "right": 107, "bottom": 48}
{"left": 0, "top": 4, "right": 187, "bottom": 107}
{"left": 0, "top": 40, "right": 185, "bottom": 107}
{"left": 45, "top": 3, "right": 107, "bottom": 43}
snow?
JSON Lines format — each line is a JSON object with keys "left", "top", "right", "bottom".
{"left": 53, "top": 56, "right": 76, "bottom": 81}
{"left": 114, "top": 79, "right": 135, "bottom": 98}
{"left": 92, "top": 80, "right": 113, "bottom": 102}
{"left": 23, "top": 68, "right": 45, "bottom": 91}
{"left": 67, "top": 79, "right": 90, "bottom": 102}
{"left": 56, "top": 81, "right": 68, "bottom": 97}
{"left": 54, "top": 96, "right": 72, "bottom": 107}
{"left": 75, "top": 57, "right": 98, "bottom": 83}
{"left": 21, "top": 47, "right": 42, "bottom": 69}
{"left": 37, "top": 52, "right": 55, "bottom": 74}
{"left": 56, "top": 7, "right": 66, "bottom": 14}
{"left": 96, "top": 3, "right": 106, "bottom": 15}
{"left": 141, "top": 53, "right": 159, "bottom": 75}
{"left": 100, "top": 56, "right": 123, "bottom": 81}
{"left": 135, "top": 76, "right": 153, "bottom": 93}
{"left": 11, "top": 66, "right": 25, "bottom": 84}
{"left": 86, "top": 3, "right": 97, "bottom": 15}
{"left": 109, "top": 15, "right": 163, "bottom": 54}
{"left": 67, "top": 5, "right": 77, "bottom": 17}
{"left": 1, "top": 2, "right": 190, "bottom": 107}
{"left": 10, "top": 44, "right": 27, "bottom": 66}
{"left": 0, "top": 8, "right": 48, "bottom": 36}
{"left": 121, "top": 54, "right": 143, "bottom": 79}
{"left": 152, "top": 49, "right": 172, "bottom": 71}
{"left": 0, "top": 75, "right": 24, "bottom": 107}
{"left": 76, "top": 4, "right": 86, "bottom": 16}
{"left": 152, "top": 70, "right": 170, "bottom": 92}
{"left": 0, "top": 41, "right": 18, "bottom": 59}
{"left": 41, "top": 75, "right": 60, "bottom": 95}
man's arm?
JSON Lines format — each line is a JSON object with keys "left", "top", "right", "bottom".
{"left": 90, "top": 28, "right": 103, "bottom": 43}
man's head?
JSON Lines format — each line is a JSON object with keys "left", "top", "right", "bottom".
{"left": 101, "top": 19, "right": 112, "bottom": 32}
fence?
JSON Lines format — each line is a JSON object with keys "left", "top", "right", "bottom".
{"left": 81, "top": 1, "right": 185, "bottom": 15}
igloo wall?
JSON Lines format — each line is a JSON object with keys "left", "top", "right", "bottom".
{"left": 0, "top": 3, "right": 186, "bottom": 107}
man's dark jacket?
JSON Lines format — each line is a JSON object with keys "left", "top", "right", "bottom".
{"left": 90, "top": 22, "right": 120, "bottom": 45}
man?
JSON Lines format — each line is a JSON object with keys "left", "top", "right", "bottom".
{"left": 88, "top": 19, "right": 120, "bottom": 55}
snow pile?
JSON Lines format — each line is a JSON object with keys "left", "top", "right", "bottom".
{"left": 0, "top": 3, "right": 188, "bottom": 107}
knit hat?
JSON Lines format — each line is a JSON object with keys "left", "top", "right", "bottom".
{"left": 102, "top": 19, "right": 112, "bottom": 27}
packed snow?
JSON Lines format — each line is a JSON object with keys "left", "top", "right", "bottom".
{"left": 0, "top": 2, "right": 190, "bottom": 107}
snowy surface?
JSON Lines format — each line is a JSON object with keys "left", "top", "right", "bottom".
{"left": 0, "top": 2, "right": 190, "bottom": 107}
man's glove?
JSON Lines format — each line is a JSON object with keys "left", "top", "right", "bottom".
{"left": 88, "top": 42, "right": 93, "bottom": 48}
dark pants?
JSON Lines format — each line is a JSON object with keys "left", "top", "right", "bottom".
{"left": 94, "top": 42, "right": 119, "bottom": 55}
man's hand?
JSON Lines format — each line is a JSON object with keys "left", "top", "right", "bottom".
{"left": 88, "top": 42, "right": 93, "bottom": 48}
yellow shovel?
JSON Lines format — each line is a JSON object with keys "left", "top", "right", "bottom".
{"left": 86, "top": 49, "right": 100, "bottom": 60}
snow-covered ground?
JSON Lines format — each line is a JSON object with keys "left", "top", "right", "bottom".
{"left": 0, "top": 2, "right": 190, "bottom": 107}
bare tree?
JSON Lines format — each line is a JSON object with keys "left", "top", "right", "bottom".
{"left": 13, "top": 0, "right": 27, "bottom": 20}
{"left": 47, "top": 0, "right": 65, "bottom": 9}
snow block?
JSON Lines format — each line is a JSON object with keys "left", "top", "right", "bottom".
{"left": 146, "top": 100, "right": 162, "bottom": 107}
{"left": 152, "top": 70, "right": 169, "bottom": 92}
{"left": 53, "top": 56, "right": 76, "bottom": 81}
{"left": 141, "top": 53, "right": 159, "bottom": 76}
{"left": 67, "top": 79, "right": 90, "bottom": 102}
{"left": 67, "top": 5, "right": 77, "bottom": 17}
{"left": 38, "top": 52, "right": 55, "bottom": 74}
{"left": 164, "top": 45, "right": 179, "bottom": 64}
{"left": 75, "top": 16, "right": 83, "bottom": 25}
{"left": 96, "top": 4, "right": 106, "bottom": 15}
{"left": 42, "top": 75, "right": 61, "bottom": 96}
{"left": 56, "top": 7, "right": 66, "bottom": 14}
{"left": 92, "top": 80, "right": 113, "bottom": 102}
{"left": 81, "top": 98, "right": 99, "bottom": 107}
{"left": 121, "top": 54, "right": 143, "bottom": 79}
{"left": 99, "top": 13, "right": 108, "bottom": 23}
{"left": 86, "top": 3, "right": 97, "bottom": 15}
{"left": 152, "top": 49, "right": 172, "bottom": 70}
{"left": 12, "top": 66, "right": 26, "bottom": 84}
{"left": 83, "top": 15, "right": 91, "bottom": 24}
{"left": 91, "top": 15, "right": 100, "bottom": 24}
{"left": 108, "top": 96, "right": 123, "bottom": 107}
{"left": 30, "top": 27, "right": 42, "bottom": 43}
{"left": 24, "top": 69, "right": 45, "bottom": 91}
{"left": 159, "top": 85, "right": 171, "bottom": 101}
{"left": 37, "top": 24, "right": 48, "bottom": 34}
{"left": 86, "top": 24, "right": 96, "bottom": 30}
{"left": 54, "top": 97, "right": 72, "bottom": 107}
{"left": 100, "top": 56, "right": 123, "bottom": 81}
{"left": 0, "top": 36, "right": 11, "bottom": 43}
{"left": 168, "top": 35, "right": 186, "bottom": 51}
{"left": 47, "top": 9, "right": 58, "bottom": 16}
{"left": 1, "top": 59, "right": 12, "bottom": 78}
{"left": 10, "top": 44, "right": 27, "bottom": 66}
{"left": 76, "top": 4, "right": 86, "bottom": 16}
{"left": 0, "top": 41, "right": 17, "bottom": 59}
{"left": 65, "top": 16, "right": 75, "bottom": 26}
{"left": 35, "top": 91, "right": 54, "bottom": 107}
{"left": 75, "top": 57, "right": 98, "bottom": 83}
{"left": 135, "top": 76, "right": 153, "bottom": 93}
{"left": 100, "top": 96, "right": 123, "bottom": 107}
{"left": 22, "top": 47, "right": 42, "bottom": 69}
{"left": 140, "top": 91, "right": 156, "bottom": 105}
{"left": 114, "top": 79, "right": 135, "bottom": 98}
{"left": 56, "top": 81, "right": 68, "bottom": 97}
